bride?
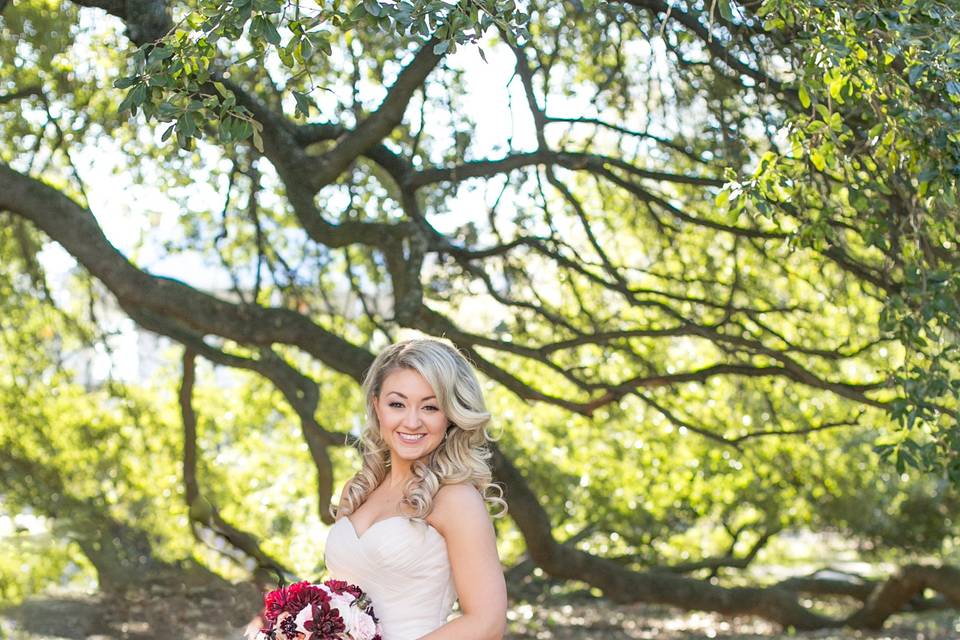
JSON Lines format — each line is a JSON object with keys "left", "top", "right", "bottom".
{"left": 325, "top": 338, "right": 508, "bottom": 640}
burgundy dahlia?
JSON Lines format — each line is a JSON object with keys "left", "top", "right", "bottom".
{"left": 303, "top": 601, "right": 346, "bottom": 639}
{"left": 323, "top": 578, "right": 363, "bottom": 599}
{"left": 286, "top": 581, "right": 331, "bottom": 615}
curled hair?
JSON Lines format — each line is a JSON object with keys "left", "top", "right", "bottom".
{"left": 333, "top": 338, "right": 507, "bottom": 521}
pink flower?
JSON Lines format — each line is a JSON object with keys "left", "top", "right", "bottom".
{"left": 345, "top": 609, "right": 379, "bottom": 640}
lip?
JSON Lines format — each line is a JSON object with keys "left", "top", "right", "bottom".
{"left": 397, "top": 432, "right": 426, "bottom": 444}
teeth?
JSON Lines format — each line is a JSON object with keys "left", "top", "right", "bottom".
{"left": 398, "top": 433, "right": 426, "bottom": 443}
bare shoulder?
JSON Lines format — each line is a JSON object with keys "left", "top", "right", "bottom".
{"left": 428, "top": 483, "right": 489, "bottom": 534}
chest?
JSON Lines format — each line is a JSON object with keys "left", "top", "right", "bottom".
{"left": 348, "top": 487, "right": 408, "bottom": 534}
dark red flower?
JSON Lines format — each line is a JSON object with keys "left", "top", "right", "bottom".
{"left": 323, "top": 578, "right": 363, "bottom": 599}
{"left": 277, "top": 616, "right": 299, "bottom": 639}
{"left": 263, "top": 586, "right": 289, "bottom": 623}
{"left": 303, "top": 600, "right": 346, "bottom": 640}
{"left": 286, "top": 581, "right": 330, "bottom": 616}
{"left": 263, "top": 581, "right": 330, "bottom": 622}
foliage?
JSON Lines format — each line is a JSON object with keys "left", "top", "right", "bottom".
{"left": 112, "top": 0, "right": 531, "bottom": 150}
{"left": 730, "top": 0, "right": 960, "bottom": 480}
{"left": 1, "top": 0, "right": 958, "bottom": 617}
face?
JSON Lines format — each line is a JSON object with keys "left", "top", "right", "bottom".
{"left": 374, "top": 368, "right": 450, "bottom": 465}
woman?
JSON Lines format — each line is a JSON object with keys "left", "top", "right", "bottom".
{"left": 325, "top": 338, "right": 508, "bottom": 640}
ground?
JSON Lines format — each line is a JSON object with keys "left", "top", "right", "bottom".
{"left": 1, "top": 584, "right": 957, "bottom": 640}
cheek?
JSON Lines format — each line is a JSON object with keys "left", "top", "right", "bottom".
{"left": 373, "top": 402, "right": 389, "bottom": 425}
{"left": 430, "top": 413, "right": 449, "bottom": 433}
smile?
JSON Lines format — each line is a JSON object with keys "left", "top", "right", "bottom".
{"left": 397, "top": 432, "right": 426, "bottom": 443}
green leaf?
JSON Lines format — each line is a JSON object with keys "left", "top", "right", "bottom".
{"left": 234, "top": 119, "right": 253, "bottom": 142}
{"left": 117, "top": 83, "right": 147, "bottom": 115}
{"left": 798, "top": 85, "right": 811, "bottom": 108}
{"left": 261, "top": 16, "right": 282, "bottom": 45}
{"left": 907, "top": 64, "right": 925, "bottom": 85}
{"left": 717, "top": 0, "right": 735, "bottom": 21}
{"left": 147, "top": 45, "right": 174, "bottom": 65}
{"left": 349, "top": 4, "right": 367, "bottom": 20}
{"left": 177, "top": 112, "right": 196, "bottom": 138}
{"left": 810, "top": 149, "right": 826, "bottom": 171}
{"left": 292, "top": 90, "right": 314, "bottom": 118}
{"left": 218, "top": 117, "right": 236, "bottom": 143}
{"left": 298, "top": 35, "right": 314, "bottom": 61}
{"left": 113, "top": 75, "right": 140, "bottom": 90}
{"left": 157, "top": 102, "right": 180, "bottom": 118}
{"left": 317, "top": 37, "right": 332, "bottom": 57}
{"left": 714, "top": 189, "right": 730, "bottom": 208}
{"left": 253, "top": 0, "right": 283, "bottom": 13}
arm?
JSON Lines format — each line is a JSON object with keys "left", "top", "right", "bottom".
{"left": 419, "top": 484, "right": 507, "bottom": 640}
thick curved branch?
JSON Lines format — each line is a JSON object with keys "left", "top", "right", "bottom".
{"left": 848, "top": 564, "right": 960, "bottom": 629}
{"left": 0, "top": 162, "right": 373, "bottom": 380}
{"left": 70, "top": 0, "right": 172, "bottom": 45}
{"left": 309, "top": 41, "right": 442, "bottom": 190}
{"left": 180, "top": 349, "right": 294, "bottom": 579}
{"left": 490, "top": 445, "right": 838, "bottom": 629}
{"left": 492, "top": 443, "right": 960, "bottom": 629}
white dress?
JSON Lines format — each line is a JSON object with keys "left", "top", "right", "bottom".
{"left": 324, "top": 516, "right": 458, "bottom": 640}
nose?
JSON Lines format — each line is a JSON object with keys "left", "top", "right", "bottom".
{"left": 402, "top": 407, "right": 422, "bottom": 429}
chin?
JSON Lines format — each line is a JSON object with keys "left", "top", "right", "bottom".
{"left": 394, "top": 441, "right": 441, "bottom": 460}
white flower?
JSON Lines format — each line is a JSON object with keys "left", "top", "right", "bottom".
{"left": 346, "top": 609, "right": 379, "bottom": 640}
{"left": 294, "top": 605, "right": 315, "bottom": 634}
{"left": 329, "top": 592, "right": 356, "bottom": 615}
{"left": 331, "top": 592, "right": 357, "bottom": 629}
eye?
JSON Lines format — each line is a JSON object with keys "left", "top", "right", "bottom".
{"left": 388, "top": 401, "right": 405, "bottom": 408}
{"left": 423, "top": 405, "right": 439, "bottom": 412}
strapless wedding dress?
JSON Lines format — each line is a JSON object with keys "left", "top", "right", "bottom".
{"left": 325, "top": 516, "right": 458, "bottom": 640}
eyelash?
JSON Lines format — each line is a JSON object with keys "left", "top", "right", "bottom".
{"left": 388, "top": 401, "right": 439, "bottom": 411}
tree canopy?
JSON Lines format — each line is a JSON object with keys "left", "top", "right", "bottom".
{"left": 1, "top": 0, "right": 958, "bottom": 632}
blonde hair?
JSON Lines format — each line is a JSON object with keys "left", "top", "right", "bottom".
{"left": 333, "top": 338, "right": 507, "bottom": 521}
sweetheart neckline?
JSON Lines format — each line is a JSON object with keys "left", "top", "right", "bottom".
{"left": 342, "top": 515, "right": 442, "bottom": 540}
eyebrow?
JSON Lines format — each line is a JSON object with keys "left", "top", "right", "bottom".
{"left": 386, "top": 391, "right": 437, "bottom": 401}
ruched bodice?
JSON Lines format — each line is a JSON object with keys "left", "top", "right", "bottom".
{"left": 324, "top": 516, "right": 457, "bottom": 640}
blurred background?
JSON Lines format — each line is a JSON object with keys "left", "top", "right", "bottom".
{"left": 1, "top": 0, "right": 958, "bottom": 638}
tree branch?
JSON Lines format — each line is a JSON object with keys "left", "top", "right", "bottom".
{"left": 180, "top": 349, "right": 294, "bottom": 580}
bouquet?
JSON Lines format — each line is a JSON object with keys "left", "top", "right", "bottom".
{"left": 248, "top": 579, "right": 382, "bottom": 640}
